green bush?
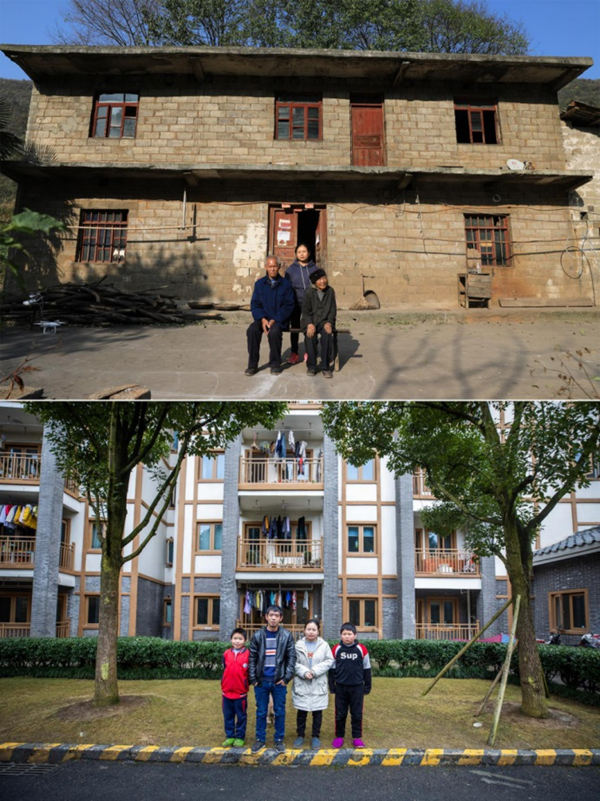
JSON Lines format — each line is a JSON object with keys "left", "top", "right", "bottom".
{"left": 0, "top": 636, "right": 597, "bottom": 704}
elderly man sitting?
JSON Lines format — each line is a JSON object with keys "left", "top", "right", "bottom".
{"left": 246, "top": 256, "right": 296, "bottom": 375}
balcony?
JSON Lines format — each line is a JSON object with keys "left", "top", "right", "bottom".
{"left": 0, "top": 450, "right": 40, "bottom": 482}
{"left": 415, "top": 549, "right": 480, "bottom": 576}
{"left": 413, "top": 469, "right": 434, "bottom": 498}
{"left": 237, "top": 621, "right": 305, "bottom": 639}
{"left": 0, "top": 619, "right": 71, "bottom": 638}
{"left": 239, "top": 456, "right": 323, "bottom": 489}
{"left": 237, "top": 537, "right": 322, "bottom": 570}
{"left": 416, "top": 622, "right": 480, "bottom": 641}
{"left": 0, "top": 537, "right": 75, "bottom": 571}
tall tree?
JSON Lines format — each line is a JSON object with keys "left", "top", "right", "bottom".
{"left": 57, "top": 0, "right": 529, "bottom": 54}
{"left": 321, "top": 401, "right": 600, "bottom": 718}
{"left": 29, "top": 401, "right": 286, "bottom": 706}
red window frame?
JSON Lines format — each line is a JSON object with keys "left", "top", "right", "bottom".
{"left": 275, "top": 96, "right": 322, "bottom": 141}
{"left": 464, "top": 214, "right": 511, "bottom": 266}
{"left": 91, "top": 92, "right": 139, "bottom": 139}
{"left": 454, "top": 100, "right": 499, "bottom": 144}
{"left": 76, "top": 210, "right": 128, "bottom": 263}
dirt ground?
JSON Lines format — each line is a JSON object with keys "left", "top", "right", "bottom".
{"left": 1, "top": 308, "right": 599, "bottom": 400}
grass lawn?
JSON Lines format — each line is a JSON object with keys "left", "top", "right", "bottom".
{"left": 0, "top": 677, "right": 598, "bottom": 750}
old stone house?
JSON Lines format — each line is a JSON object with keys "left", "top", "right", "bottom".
{"left": 0, "top": 45, "right": 595, "bottom": 309}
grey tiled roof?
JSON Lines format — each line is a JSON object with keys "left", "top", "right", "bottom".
{"left": 534, "top": 525, "right": 600, "bottom": 559}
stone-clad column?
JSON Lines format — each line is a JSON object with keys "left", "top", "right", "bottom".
{"left": 321, "top": 433, "right": 340, "bottom": 641}
{"left": 395, "top": 473, "right": 415, "bottom": 639}
{"left": 30, "top": 426, "right": 65, "bottom": 637}
{"left": 220, "top": 436, "right": 242, "bottom": 639}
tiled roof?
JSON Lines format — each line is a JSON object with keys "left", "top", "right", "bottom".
{"left": 534, "top": 525, "right": 600, "bottom": 561}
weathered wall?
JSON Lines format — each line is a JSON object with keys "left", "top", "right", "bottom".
{"left": 26, "top": 76, "right": 565, "bottom": 170}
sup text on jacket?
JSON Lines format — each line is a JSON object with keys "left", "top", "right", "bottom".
{"left": 328, "top": 641, "right": 372, "bottom": 694}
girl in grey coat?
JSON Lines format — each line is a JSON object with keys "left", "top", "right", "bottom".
{"left": 292, "top": 619, "right": 334, "bottom": 749}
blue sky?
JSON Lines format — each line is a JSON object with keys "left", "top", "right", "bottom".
{"left": 1, "top": 0, "right": 599, "bottom": 80}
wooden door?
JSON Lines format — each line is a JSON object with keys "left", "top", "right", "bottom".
{"left": 351, "top": 98, "right": 385, "bottom": 166}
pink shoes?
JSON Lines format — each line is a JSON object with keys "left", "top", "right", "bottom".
{"left": 331, "top": 737, "right": 344, "bottom": 748}
{"left": 352, "top": 739, "right": 365, "bottom": 748}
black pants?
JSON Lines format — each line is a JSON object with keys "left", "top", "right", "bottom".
{"left": 289, "top": 306, "right": 301, "bottom": 354}
{"left": 246, "top": 319, "right": 283, "bottom": 369}
{"left": 305, "top": 324, "right": 334, "bottom": 370}
{"left": 296, "top": 709, "right": 323, "bottom": 737}
{"left": 334, "top": 684, "right": 364, "bottom": 739}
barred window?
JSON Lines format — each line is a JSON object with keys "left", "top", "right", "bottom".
{"left": 465, "top": 214, "right": 510, "bottom": 266}
{"left": 76, "top": 210, "right": 128, "bottom": 263}
{"left": 275, "top": 96, "right": 322, "bottom": 141}
{"left": 91, "top": 92, "right": 139, "bottom": 138}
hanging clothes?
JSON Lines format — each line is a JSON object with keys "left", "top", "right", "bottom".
{"left": 275, "top": 430, "right": 286, "bottom": 459}
{"left": 288, "top": 430, "right": 295, "bottom": 452}
{"left": 303, "top": 591, "right": 309, "bottom": 610}
{"left": 297, "top": 516, "right": 306, "bottom": 540}
{"left": 244, "top": 591, "right": 252, "bottom": 615}
{"left": 292, "top": 591, "right": 297, "bottom": 611}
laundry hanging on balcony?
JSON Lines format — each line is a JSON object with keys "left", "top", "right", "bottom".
{"left": 0, "top": 503, "right": 38, "bottom": 530}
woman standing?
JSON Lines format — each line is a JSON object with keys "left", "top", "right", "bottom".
{"left": 292, "top": 618, "right": 334, "bottom": 749}
{"left": 285, "top": 243, "right": 318, "bottom": 364}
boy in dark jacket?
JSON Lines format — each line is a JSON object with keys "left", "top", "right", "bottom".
{"left": 221, "top": 628, "right": 250, "bottom": 747}
{"left": 328, "top": 622, "right": 371, "bottom": 749}
{"left": 248, "top": 605, "right": 296, "bottom": 752}
{"left": 300, "top": 268, "right": 337, "bottom": 378}
{"left": 246, "top": 256, "right": 296, "bottom": 375}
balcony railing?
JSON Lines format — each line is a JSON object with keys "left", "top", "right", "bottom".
{"left": 413, "top": 468, "right": 434, "bottom": 497}
{"left": 236, "top": 622, "right": 306, "bottom": 639}
{"left": 237, "top": 537, "right": 322, "bottom": 569}
{"left": 416, "top": 623, "right": 480, "bottom": 641}
{"left": 239, "top": 456, "right": 323, "bottom": 486}
{"left": 415, "top": 549, "right": 480, "bottom": 576}
{"left": 0, "top": 619, "right": 71, "bottom": 638}
{"left": 0, "top": 537, "right": 74, "bottom": 571}
{"left": 0, "top": 450, "right": 41, "bottom": 482}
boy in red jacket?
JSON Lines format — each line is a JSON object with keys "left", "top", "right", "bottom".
{"left": 221, "top": 628, "right": 250, "bottom": 747}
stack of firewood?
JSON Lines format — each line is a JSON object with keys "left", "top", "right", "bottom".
{"left": 1, "top": 280, "right": 203, "bottom": 326}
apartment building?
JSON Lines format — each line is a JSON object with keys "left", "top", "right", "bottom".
{"left": 1, "top": 45, "right": 596, "bottom": 309}
{"left": 2, "top": 403, "right": 599, "bottom": 642}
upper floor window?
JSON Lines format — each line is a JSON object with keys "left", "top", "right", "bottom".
{"left": 92, "top": 92, "right": 139, "bottom": 138}
{"left": 454, "top": 100, "right": 499, "bottom": 144}
{"left": 197, "top": 521, "right": 223, "bottom": 552}
{"left": 90, "top": 520, "right": 106, "bottom": 550}
{"left": 465, "top": 214, "right": 510, "bottom": 266}
{"left": 199, "top": 451, "right": 225, "bottom": 481}
{"left": 347, "top": 524, "right": 376, "bottom": 554}
{"left": 275, "top": 95, "right": 322, "bottom": 141}
{"left": 346, "top": 459, "right": 376, "bottom": 482}
{"left": 76, "top": 210, "right": 128, "bottom": 263}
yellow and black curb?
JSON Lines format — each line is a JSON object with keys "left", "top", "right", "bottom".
{"left": 1, "top": 743, "right": 599, "bottom": 767}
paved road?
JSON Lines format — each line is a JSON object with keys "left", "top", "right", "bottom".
{"left": 2, "top": 309, "right": 599, "bottom": 400}
{"left": 1, "top": 761, "right": 599, "bottom": 801}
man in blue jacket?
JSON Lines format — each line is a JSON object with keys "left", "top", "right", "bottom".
{"left": 246, "top": 256, "right": 296, "bottom": 375}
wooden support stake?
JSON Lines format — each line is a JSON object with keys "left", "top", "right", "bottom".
{"left": 487, "top": 595, "right": 521, "bottom": 747}
{"left": 422, "top": 596, "right": 513, "bottom": 697}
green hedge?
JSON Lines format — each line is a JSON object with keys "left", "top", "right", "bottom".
{"left": 0, "top": 637, "right": 597, "bottom": 704}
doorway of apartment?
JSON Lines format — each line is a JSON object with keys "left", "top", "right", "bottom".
{"left": 269, "top": 204, "right": 327, "bottom": 267}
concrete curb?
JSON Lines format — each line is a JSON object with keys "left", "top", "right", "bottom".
{"left": 1, "top": 743, "right": 599, "bottom": 767}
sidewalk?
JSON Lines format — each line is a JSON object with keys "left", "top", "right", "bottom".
{"left": 1, "top": 742, "right": 599, "bottom": 767}
{"left": 2, "top": 308, "right": 599, "bottom": 400}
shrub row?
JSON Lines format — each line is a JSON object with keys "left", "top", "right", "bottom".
{"left": 0, "top": 637, "right": 597, "bottom": 703}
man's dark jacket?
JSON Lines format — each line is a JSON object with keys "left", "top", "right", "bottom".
{"left": 248, "top": 626, "right": 297, "bottom": 684}
{"left": 250, "top": 274, "right": 296, "bottom": 330}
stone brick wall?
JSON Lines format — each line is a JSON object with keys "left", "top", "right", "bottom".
{"left": 135, "top": 577, "right": 166, "bottom": 637}
{"left": 26, "top": 77, "right": 566, "bottom": 170}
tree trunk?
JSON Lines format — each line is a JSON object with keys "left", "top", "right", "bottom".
{"left": 504, "top": 519, "right": 548, "bottom": 718}
{"left": 94, "top": 549, "right": 121, "bottom": 706}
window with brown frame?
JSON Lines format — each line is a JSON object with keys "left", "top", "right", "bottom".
{"left": 348, "top": 597, "right": 377, "bottom": 629}
{"left": 195, "top": 595, "right": 220, "bottom": 627}
{"left": 345, "top": 459, "right": 376, "bottom": 482}
{"left": 465, "top": 214, "right": 511, "bottom": 266}
{"left": 549, "top": 589, "right": 588, "bottom": 633}
{"left": 91, "top": 92, "right": 139, "bottom": 138}
{"left": 0, "top": 594, "right": 30, "bottom": 624}
{"left": 198, "top": 451, "right": 225, "bottom": 481}
{"left": 454, "top": 100, "right": 499, "bottom": 144}
{"left": 76, "top": 210, "right": 128, "bottom": 263}
{"left": 347, "top": 524, "right": 376, "bottom": 554}
{"left": 90, "top": 520, "right": 106, "bottom": 550}
{"left": 586, "top": 453, "right": 600, "bottom": 479}
{"left": 275, "top": 95, "right": 322, "bottom": 141}
{"left": 166, "top": 537, "right": 174, "bottom": 566}
{"left": 197, "top": 522, "right": 223, "bottom": 552}
{"left": 86, "top": 594, "right": 100, "bottom": 625}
